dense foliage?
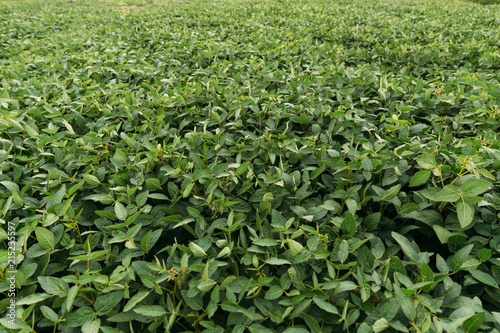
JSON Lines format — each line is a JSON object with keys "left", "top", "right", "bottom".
{"left": 0, "top": 0, "right": 499, "bottom": 332}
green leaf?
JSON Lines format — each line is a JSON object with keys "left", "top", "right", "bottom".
{"left": 139, "top": 230, "right": 152, "bottom": 253}
{"left": 346, "top": 198, "right": 358, "bottom": 215}
{"left": 198, "top": 279, "right": 217, "bottom": 292}
{"left": 189, "top": 242, "right": 207, "bottom": 257}
{"left": 16, "top": 293, "right": 51, "bottom": 306}
{"left": 391, "top": 232, "right": 417, "bottom": 262}
{"left": 417, "top": 155, "right": 436, "bottom": 170}
{"left": 435, "top": 185, "right": 460, "bottom": 202}
{"left": 373, "top": 318, "right": 389, "bottom": 333}
{"left": 312, "top": 297, "right": 338, "bottom": 314}
{"left": 461, "top": 258, "right": 481, "bottom": 271}
{"left": 37, "top": 276, "right": 67, "bottom": 295}
{"left": 62, "top": 118, "right": 75, "bottom": 134}
{"left": 35, "top": 227, "right": 55, "bottom": 250}
{"left": 68, "top": 249, "right": 109, "bottom": 261}
{"left": 328, "top": 281, "right": 357, "bottom": 294}
{"left": 64, "top": 307, "right": 95, "bottom": 327}
{"left": 463, "top": 312, "right": 485, "bottom": 333}
{"left": 94, "top": 292, "right": 124, "bottom": 315}
{"left": 249, "top": 323, "right": 274, "bottom": 333}
{"left": 288, "top": 239, "right": 303, "bottom": 257}
{"left": 253, "top": 238, "right": 278, "bottom": 247}
{"left": 341, "top": 212, "right": 356, "bottom": 235}
{"left": 383, "top": 184, "right": 401, "bottom": 201}
{"left": 23, "top": 123, "right": 39, "bottom": 138}
{"left": 409, "top": 170, "right": 431, "bottom": 187}
{"left": 134, "top": 305, "right": 167, "bottom": 317}
{"left": 477, "top": 169, "right": 495, "bottom": 180}
{"left": 187, "top": 206, "right": 202, "bottom": 219}
{"left": 283, "top": 328, "right": 309, "bottom": 333}
{"left": 265, "top": 285, "right": 283, "bottom": 300}
{"left": 356, "top": 245, "right": 375, "bottom": 270}
{"left": 40, "top": 306, "right": 58, "bottom": 322}
{"left": 436, "top": 254, "right": 449, "bottom": 274}
{"left": 399, "top": 202, "right": 420, "bottom": 215}
{"left": 68, "top": 181, "right": 85, "bottom": 196}
{"left": 433, "top": 225, "right": 453, "bottom": 244}
{"left": 266, "top": 257, "right": 291, "bottom": 265}
{"left": 236, "top": 161, "right": 250, "bottom": 175}
{"left": 290, "top": 298, "right": 312, "bottom": 318}
{"left": 124, "top": 291, "right": 150, "bottom": 312}
{"left": 262, "top": 192, "right": 274, "bottom": 202}
{"left": 394, "top": 285, "right": 416, "bottom": 320}
{"left": 145, "top": 178, "right": 162, "bottom": 190}
{"left": 183, "top": 182, "right": 194, "bottom": 198}
{"left": 470, "top": 270, "right": 499, "bottom": 288}
{"left": 114, "top": 202, "right": 128, "bottom": 221}
{"left": 477, "top": 248, "right": 491, "bottom": 262}
{"left": 457, "top": 202, "right": 474, "bottom": 228}
{"left": 338, "top": 240, "right": 349, "bottom": 264}
{"left": 221, "top": 301, "right": 245, "bottom": 313}
{"left": 449, "top": 244, "right": 473, "bottom": 272}
{"left": 419, "top": 187, "right": 441, "bottom": 201}
{"left": 66, "top": 285, "right": 79, "bottom": 312}
{"left": 136, "top": 191, "right": 149, "bottom": 206}
{"left": 82, "top": 319, "right": 100, "bottom": 333}
{"left": 461, "top": 179, "right": 492, "bottom": 197}
{"left": 303, "top": 313, "right": 321, "bottom": 333}
{"left": 83, "top": 174, "right": 101, "bottom": 186}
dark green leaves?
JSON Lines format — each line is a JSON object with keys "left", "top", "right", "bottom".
{"left": 2, "top": 0, "right": 500, "bottom": 332}
{"left": 409, "top": 170, "right": 431, "bottom": 187}
{"left": 470, "top": 270, "right": 499, "bottom": 288}
{"left": 145, "top": 178, "right": 162, "bottom": 191}
{"left": 341, "top": 213, "right": 357, "bottom": 235}
{"left": 133, "top": 306, "right": 166, "bottom": 317}
{"left": 35, "top": 227, "right": 54, "bottom": 250}
{"left": 64, "top": 307, "right": 95, "bottom": 327}
{"left": 83, "top": 174, "right": 101, "bottom": 186}
{"left": 95, "top": 293, "right": 124, "bottom": 316}
{"left": 457, "top": 202, "right": 475, "bottom": 228}
{"left": 391, "top": 232, "right": 417, "bottom": 262}
{"left": 461, "top": 179, "right": 492, "bottom": 197}
{"left": 266, "top": 258, "right": 291, "bottom": 265}
{"left": 435, "top": 185, "right": 460, "bottom": 202}
{"left": 37, "top": 277, "right": 67, "bottom": 295}
{"left": 265, "top": 285, "right": 283, "bottom": 300}
{"left": 463, "top": 312, "right": 485, "bottom": 333}
{"left": 449, "top": 244, "right": 473, "bottom": 272}
{"left": 312, "top": 297, "right": 338, "bottom": 314}
{"left": 394, "top": 285, "right": 416, "bottom": 320}
{"left": 417, "top": 155, "right": 436, "bottom": 170}
{"left": 114, "top": 202, "right": 128, "bottom": 221}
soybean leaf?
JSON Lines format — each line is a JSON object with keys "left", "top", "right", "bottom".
{"left": 124, "top": 291, "right": 150, "bottom": 312}
{"left": 470, "top": 270, "right": 499, "bottom": 288}
{"left": 394, "top": 285, "right": 416, "bottom": 320}
{"left": 449, "top": 244, "right": 473, "bottom": 272}
{"left": 35, "top": 227, "right": 54, "bottom": 250}
{"left": 457, "top": 202, "right": 474, "bottom": 229}
{"left": 94, "top": 292, "right": 124, "bottom": 315}
{"left": 461, "top": 179, "right": 492, "bottom": 197}
{"left": 313, "top": 297, "right": 339, "bottom": 314}
{"left": 435, "top": 185, "right": 460, "bottom": 202}
{"left": 114, "top": 202, "right": 128, "bottom": 221}
{"left": 463, "top": 312, "right": 485, "bottom": 333}
{"left": 391, "top": 232, "right": 417, "bottom": 262}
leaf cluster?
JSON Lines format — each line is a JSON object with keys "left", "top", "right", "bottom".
{"left": 0, "top": 0, "right": 499, "bottom": 332}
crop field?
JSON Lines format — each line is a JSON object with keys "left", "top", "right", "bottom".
{"left": 0, "top": 0, "right": 500, "bottom": 332}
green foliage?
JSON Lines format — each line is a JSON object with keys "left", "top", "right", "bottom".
{"left": 0, "top": 0, "right": 499, "bottom": 332}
